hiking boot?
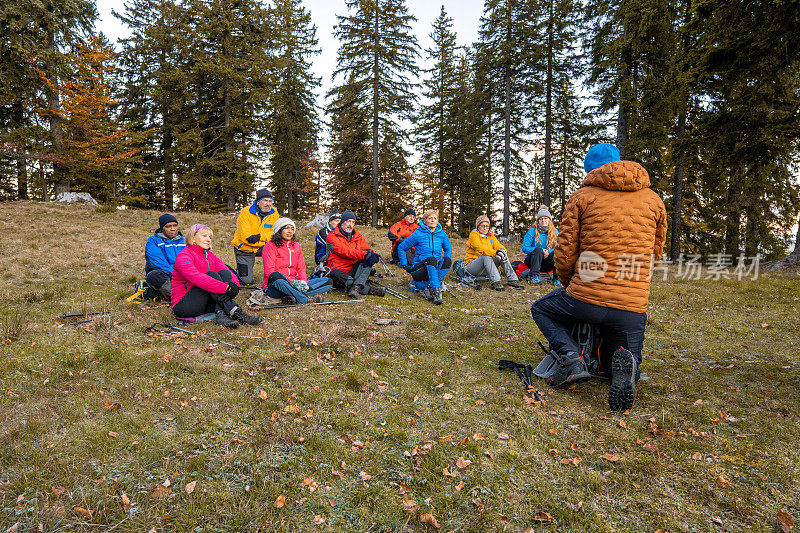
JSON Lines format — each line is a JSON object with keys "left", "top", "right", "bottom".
{"left": 214, "top": 310, "right": 240, "bottom": 329}
{"left": 431, "top": 287, "right": 443, "bottom": 305}
{"left": 281, "top": 295, "right": 297, "bottom": 305}
{"left": 348, "top": 284, "right": 363, "bottom": 298}
{"left": 609, "top": 348, "right": 637, "bottom": 411}
{"left": 508, "top": 280, "right": 524, "bottom": 289}
{"left": 421, "top": 286, "right": 432, "bottom": 300}
{"left": 531, "top": 274, "right": 541, "bottom": 284}
{"left": 367, "top": 284, "right": 386, "bottom": 297}
{"left": 553, "top": 278, "right": 562, "bottom": 287}
{"left": 546, "top": 352, "right": 592, "bottom": 389}
{"left": 232, "top": 308, "right": 264, "bottom": 326}
{"left": 492, "top": 281, "right": 505, "bottom": 291}
{"left": 309, "top": 294, "right": 325, "bottom": 304}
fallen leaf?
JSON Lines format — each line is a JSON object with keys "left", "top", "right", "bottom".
{"left": 692, "top": 452, "right": 703, "bottom": 461}
{"left": 74, "top": 507, "right": 93, "bottom": 519}
{"left": 474, "top": 399, "right": 486, "bottom": 405}
{"left": 472, "top": 433, "right": 485, "bottom": 440}
{"left": 600, "top": 453, "right": 621, "bottom": 463}
{"left": 711, "top": 516, "right": 724, "bottom": 526}
{"left": 455, "top": 481, "right": 464, "bottom": 492}
{"left": 420, "top": 513, "right": 441, "bottom": 528}
{"left": 484, "top": 450, "right": 495, "bottom": 460}
{"left": 274, "top": 495, "right": 285, "bottom": 508}
{"left": 121, "top": 492, "right": 133, "bottom": 511}
{"left": 185, "top": 481, "right": 196, "bottom": 494}
{"left": 442, "top": 393, "right": 454, "bottom": 400}
{"left": 108, "top": 431, "right": 118, "bottom": 438}
{"left": 715, "top": 475, "right": 731, "bottom": 487}
{"left": 259, "top": 390, "right": 268, "bottom": 400}
{"left": 51, "top": 487, "right": 66, "bottom": 496}
{"left": 456, "top": 457, "right": 472, "bottom": 469}
{"left": 497, "top": 432, "right": 509, "bottom": 440}
{"left": 313, "top": 515, "right": 326, "bottom": 525}
{"left": 152, "top": 484, "right": 171, "bottom": 499}
{"left": 472, "top": 497, "right": 485, "bottom": 511}
{"left": 534, "top": 509, "right": 554, "bottom": 522}
{"left": 359, "top": 471, "right": 372, "bottom": 481}
{"left": 619, "top": 420, "right": 627, "bottom": 429}
{"left": 402, "top": 498, "right": 418, "bottom": 513}
{"left": 778, "top": 509, "right": 794, "bottom": 533}
{"left": 442, "top": 467, "right": 455, "bottom": 477}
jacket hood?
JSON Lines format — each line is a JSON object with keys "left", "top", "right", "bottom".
{"left": 153, "top": 229, "right": 184, "bottom": 240}
{"left": 582, "top": 160, "right": 650, "bottom": 192}
{"left": 249, "top": 200, "right": 276, "bottom": 217}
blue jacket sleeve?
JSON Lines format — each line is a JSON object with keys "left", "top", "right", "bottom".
{"left": 145, "top": 237, "right": 174, "bottom": 273}
{"left": 314, "top": 231, "right": 327, "bottom": 263}
{"left": 397, "top": 232, "right": 416, "bottom": 266}
{"left": 442, "top": 233, "right": 452, "bottom": 259}
{"left": 522, "top": 229, "right": 537, "bottom": 254}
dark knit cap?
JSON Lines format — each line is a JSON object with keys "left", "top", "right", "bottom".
{"left": 340, "top": 210, "right": 356, "bottom": 224}
{"left": 158, "top": 213, "right": 178, "bottom": 229}
{"left": 404, "top": 208, "right": 416, "bottom": 217}
{"left": 329, "top": 210, "right": 342, "bottom": 222}
{"left": 256, "top": 188, "right": 273, "bottom": 201}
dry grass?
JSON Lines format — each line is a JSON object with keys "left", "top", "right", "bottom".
{"left": 0, "top": 200, "right": 798, "bottom": 532}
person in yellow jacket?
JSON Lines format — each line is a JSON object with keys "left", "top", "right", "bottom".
{"left": 464, "top": 215, "right": 524, "bottom": 291}
{"left": 231, "top": 189, "right": 280, "bottom": 285}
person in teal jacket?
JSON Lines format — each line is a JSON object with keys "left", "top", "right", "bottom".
{"left": 522, "top": 205, "right": 560, "bottom": 284}
{"left": 398, "top": 209, "right": 452, "bottom": 305}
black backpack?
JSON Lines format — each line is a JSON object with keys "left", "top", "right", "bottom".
{"left": 534, "top": 322, "right": 610, "bottom": 379}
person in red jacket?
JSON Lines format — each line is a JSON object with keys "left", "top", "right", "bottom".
{"left": 326, "top": 210, "right": 386, "bottom": 298}
{"left": 388, "top": 208, "right": 419, "bottom": 264}
{"left": 262, "top": 218, "right": 333, "bottom": 304}
{"left": 172, "top": 224, "right": 263, "bottom": 328}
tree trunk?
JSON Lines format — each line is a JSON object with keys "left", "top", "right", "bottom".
{"left": 371, "top": 2, "right": 380, "bottom": 227}
{"left": 791, "top": 214, "right": 800, "bottom": 257}
{"left": 543, "top": 0, "right": 554, "bottom": 207}
{"left": 13, "top": 103, "right": 28, "bottom": 199}
{"left": 670, "top": 106, "right": 687, "bottom": 261}
{"left": 46, "top": 31, "right": 69, "bottom": 195}
{"left": 724, "top": 167, "right": 742, "bottom": 255}
{"left": 502, "top": 6, "right": 512, "bottom": 236}
{"left": 486, "top": 118, "right": 493, "bottom": 217}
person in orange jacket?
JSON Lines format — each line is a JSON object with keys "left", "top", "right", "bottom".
{"left": 530, "top": 143, "right": 667, "bottom": 412}
{"left": 326, "top": 210, "right": 386, "bottom": 299}
{"left": 388, "top": 208, "right": 419, "bottom": 265}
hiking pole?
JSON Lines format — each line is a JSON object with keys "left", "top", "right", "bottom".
{"left": 443, "top": 280, "right": 465, "bottom": 293}
{"left": 256, "top": 299, "right": 366, "bottom": 310}
{"left": 498, "top": 360, "right": 543, "bottom": 402}
{"left": 439, "top": 282, "right": 458, "bottom": 299}
{"left": 145, "top": 322, "right": 242, "bottom": 351}
{"left": 58, "top": 311, "right": 109, "bottom": 320}
{"left": 379, "top": 258, "right": 396, "bottom": 277}
{"left": 371, "top": 281, "right": 411, "bottom": 301}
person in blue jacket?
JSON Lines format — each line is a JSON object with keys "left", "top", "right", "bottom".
{"left": 312, "top": 210, "right": 341, "bottom": 277}
{"left": 398, "top": 209, "right": 452, "bottom": 305}
{"left": 522, "top": 205, "right": 560, "bottom": 284}
{"left": 145, "top": 213, "right": 186, "bottom": 297}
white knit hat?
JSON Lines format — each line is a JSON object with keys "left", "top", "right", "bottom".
{"left": 273, "top": 217, "right": 295, "bottom": 236}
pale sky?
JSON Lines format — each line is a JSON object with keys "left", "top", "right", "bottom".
{"left": 94, "top": 0, "right": 486, "bottom": 112}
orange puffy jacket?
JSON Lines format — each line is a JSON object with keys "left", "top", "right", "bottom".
{"left": 326, "top": 225, "right": 370, "bottom": 272}
{"left": 555, "top": 160, "right": 667, "bottom": 313}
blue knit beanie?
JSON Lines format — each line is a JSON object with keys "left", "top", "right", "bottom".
{"left": 584, "top": 143, "right": 621, "bottom": 173}
{"left": 158, "top": 213, "right": 178, "bottom": 229}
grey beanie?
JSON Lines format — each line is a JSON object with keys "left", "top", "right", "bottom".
{"left": 536, "top": 205, "right": 553, "bottom": 221}
{"left": 272, "top": 217, "right": 295, "bottom": 237}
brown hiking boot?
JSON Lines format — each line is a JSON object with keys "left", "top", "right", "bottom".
{"left": 309, "top": 294, "right": 325, "bottom": 304}
{"left": 367, "top": 284, "right": 386, "bottom": 297}
{"left": 348, "top": 284, "right": 363, "bottom": 298}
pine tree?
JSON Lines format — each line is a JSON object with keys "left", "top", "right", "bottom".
{"left": 415, "top": 6, "right": 458, "bottom": 191}
{"left": 478, "top": 0, "right": 543, "bottom": 235}
{"left": 331, "top": 0, "right": 419, "bottom": 226}
{"left": 267, "top": 0, "right": 321, "bottom": 218}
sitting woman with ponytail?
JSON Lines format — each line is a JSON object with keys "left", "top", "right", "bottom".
{"left": 172, "top": 224, "right": 264, "bottom": 328}
{"left": 262, "top": 218, "right": 333, "bottom": 304}
{"left": 522, "top": 206, "right": 560, "bottom": 285}
{"left": 397, "top": 209, "right": 452, "bottom": 305}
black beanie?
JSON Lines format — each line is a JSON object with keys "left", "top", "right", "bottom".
{"left": 159, "top": 213, "right": 178, "bottom": 229}
{"left": 329, "top": 210, "right": 342, "bottom": 223}
{"left": 340, "top": 210, "right": 356, "bottom": 224}
{"left": 404, "top": 208, "right": 416, "bottom": 217}
{"left": 256, "top": 189, "right": 273, "bottom": 201}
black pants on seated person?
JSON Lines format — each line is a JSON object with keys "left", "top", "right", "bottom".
{"left": 173, "top": 269, "right": 238, "bottom": 318}
{"left": 328, "top": 261, "right": 372, "bottom": 294}
{"left": 524, "top": 248, "right": 555, "bottom": 273}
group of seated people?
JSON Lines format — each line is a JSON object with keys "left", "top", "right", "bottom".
{"left": 142, "top": 143, "right": 666, "bottom": 412}
{"left": 143, "top": 191, "right": 566, "bottom": 327}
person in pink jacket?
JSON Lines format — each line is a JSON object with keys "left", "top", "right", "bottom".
{"left": 262, "top": 218, "right": 333, "bottom": 304}
{"left": 172, "top": 224, "right": 263, "bottom": 328}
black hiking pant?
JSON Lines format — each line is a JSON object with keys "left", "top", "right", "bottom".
{"left": 173, "top": 269, "right": 238, "bottom": 318}
{"left": 391, "top": 245, "right": 414, "bottom": 265}
{"left": 145, "top": 268, "right": 171, "bottom": 297}
{"left": 328, "top": 261, "right": 372, "bottom": 294}
{"left": 531, "top": 287, "right": 647, "bottom": 367}
{"left": 524, "top": 248, "right": 555, "bottom": 274}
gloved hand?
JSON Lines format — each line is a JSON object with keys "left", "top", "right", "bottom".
{"left": 225, "top": 282, "right": 240, "bottom": 298}
{"left": 496, "top": 249, "right": 508, "bottom": 262}
{"left": 364, "top": 250, "right": 380, "bottom": 266}
{"left": 402, "top": 264, "right": 413, "bottom": 273}
{"left": 245, "top": 233, "right": 261, "bottom": 244}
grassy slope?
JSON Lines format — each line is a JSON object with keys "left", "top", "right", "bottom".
{"left": 0, "top": 201, "right": 798, "bottom": 532}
